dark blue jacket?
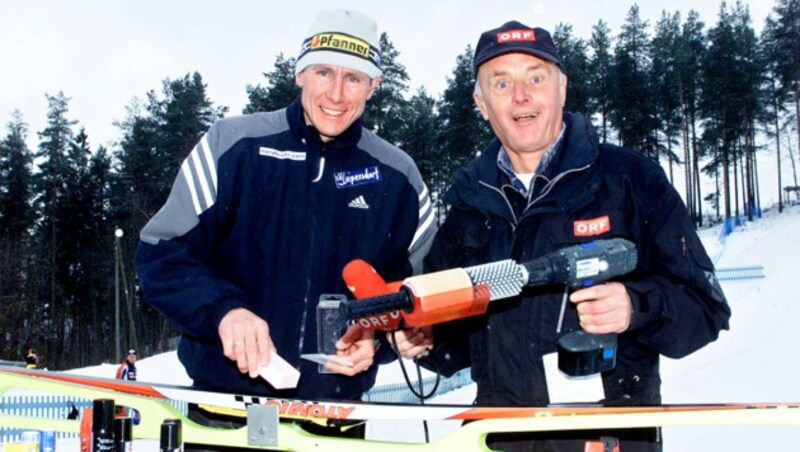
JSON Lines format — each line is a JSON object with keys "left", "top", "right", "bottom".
{"left": 427, "top": 112, "right": 730, "bottom": 406}
{"left": 136, "top": 99, "right": 436, "bottom": 399}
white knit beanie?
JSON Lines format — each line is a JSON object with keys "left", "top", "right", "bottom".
{"left": 295, "top": 9, "right": 382, "bottom": 79}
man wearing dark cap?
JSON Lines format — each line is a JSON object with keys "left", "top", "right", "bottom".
{"left": 135, "top": 8, "right": 435, "bottom": 427}
{"left": 394, "top": 21, "right": 730, "bottom": 451}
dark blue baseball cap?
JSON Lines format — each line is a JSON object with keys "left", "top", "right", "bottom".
{"left": 473, "top": 21, "right": 560, "bottom": 76}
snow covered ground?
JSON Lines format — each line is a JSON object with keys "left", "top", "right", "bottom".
{"left": 44, "top": 204, "right": 800, "bottom": 450}
{"left": 659, "top": 204, "right": 800, "bottom": 450}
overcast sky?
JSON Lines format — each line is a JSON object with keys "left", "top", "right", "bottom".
{"left": 0, "top": 0, "right": 777, "bottom": 151}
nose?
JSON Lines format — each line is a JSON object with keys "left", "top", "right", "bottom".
{"left": 327, "top": 74, "right": 345, "bottom": 103}
{"left": 512, "top": 81, "right": 530, "bottom": 104}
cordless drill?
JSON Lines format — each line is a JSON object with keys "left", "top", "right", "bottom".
{"left": 339, "top": 238, "right": 638, "bottom": 376}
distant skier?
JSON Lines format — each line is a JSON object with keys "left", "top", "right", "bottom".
{"left": 25, "top": 348, "right": 40, "bottom": 369}
{"left": 115, "top": 348, "right": 137, "bottom": 381}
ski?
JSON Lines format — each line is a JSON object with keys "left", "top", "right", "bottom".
{"left": 3, "top": 365, "right": 800, "bottom": 450}
{"left": 0, "top": 365, "right": 517, "bottom": 421}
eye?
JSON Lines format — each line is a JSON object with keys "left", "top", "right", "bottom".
{"left": 496, "top": 80, "right": 510, "bottom": 90}
{"left": 531, "top": 75, "right": 544, "bottom": 84}
{"left": 316, "top": 69, "right": 331, "bottom": 78}
{"left": 347, "top": 75, "right": 362, "bottom": 84}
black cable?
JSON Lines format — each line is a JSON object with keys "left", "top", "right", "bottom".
{"left": 390, "top": 331, "right": 441, "bottom": 400}
{"left": 414, "top": 357, "right": 431, "bottom": 442}
{"left": 389, "top": 330, "right": 442, "bottom": 443}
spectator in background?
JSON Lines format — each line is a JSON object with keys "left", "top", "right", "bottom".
{"left": 116, "top": 348, "right": 137, "bottom": 381}
{"left": 25, "top": 348, "right": 40, "bottom": 369}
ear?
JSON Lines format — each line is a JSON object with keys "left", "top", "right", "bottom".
{"left": 559, "top": 73, "right": 568, "bottom": 107}
{"left": 295, "top": 72, "right": 303, "bottom": 88}
{"left": 366, "top": 76, "right": 382, "bottom": 99}
{"left": 473, "top": 91, "right": 489, "bottom": 121}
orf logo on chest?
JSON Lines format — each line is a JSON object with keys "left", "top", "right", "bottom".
{"left": 573, "top": 215, "right": 610, "bottom": 237}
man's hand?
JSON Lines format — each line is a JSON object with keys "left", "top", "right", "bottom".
{"left": 218, "top": 308, "right": 273, "bottom": 379}
{"left": 325, "top": 323, "right": 377, "bottom": 376}
{"left": 569, "top": 282, "right": 632, "bottom": 334}
{"left": 387, "top": 326, "right": 433, "bottom": 359}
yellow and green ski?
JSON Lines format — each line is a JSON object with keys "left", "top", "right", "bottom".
{"left": 2, "top": 366, "right": 800, "bottom": 450}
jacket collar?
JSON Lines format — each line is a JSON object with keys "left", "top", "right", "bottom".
{"left": 496, "top": 121, "right": 566, "bottom": 197}
{"left": 445, "top": 112, "right": 599, "bottom": 222}
{"left": 286, "top": 97, "right": 364, "bottom": 150}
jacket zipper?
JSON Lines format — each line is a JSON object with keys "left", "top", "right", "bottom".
{"left": 298, "top": 144, "right": 326, "bottom": 357}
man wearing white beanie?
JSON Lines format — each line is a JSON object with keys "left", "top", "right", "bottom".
{"left": 294, "top": 9, "right": 384, "bottom": 142}
{"left": 296, "top": 9, "right": 383, "bottom": 79}
{"left": 136, "top": 9, "right": 436, "bottom": 437}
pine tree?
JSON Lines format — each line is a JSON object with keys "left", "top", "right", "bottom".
{"left": 0, "top": 111, "right": 34, "bottom": 359}
{"left": 609, "top": 5, "right": 657, "bottom": 156}
{"left": 650, "top": 11, "right": 683, "bottom": 183}
{"left": 398, "top": 88, "right": 441, "bottom": 219}
{"left": 244, "top": 53, "right": 300, "bottom": 113}
{"left": 734, "top": 2, "right": 763, "bottom": 221}
{"left": 363, "top": 33, "right": 410, "bottom": 146}
{"left": 553, "top": 23, "right": 591, "bottom": 116}
{"left": 112, "top": 97, "right": 163, "bottom": 263}
{"left": 763, "top": 15, "right": 794, "bottom": 213}
{"left": 765, "top": 0, "right": 800, "bottom": 155}
{"left": 701, "top": 1, "right": 762, "bottom": 221}
{"left": 159, "top": 73, "right": 225, "bottom": 180}
{"left": 55, "top": 129, "right": 116, "bottom": 367}
{"left": 116, "top": 72, "right": 222, "bottom": 229}
{"left": 112, "top": 96, "right": 166, "bottom": 358}
{"left": 0, "top": 111, "right": 33, "bottom": 244}
{"left": 678, "top": 11, "right": 708, "bottom": 223}
{"left": 439, "top": 46, "right": 492, "bottom": 189}
{"left": 114, "top": 72, "right": 223, "bottom": 355}
{"left": 32, "top": 92, "right": 77, "bottom": 367}
{"left": 701, "top": 4, "right": 736, "bottom": 220}
{"left": 588, "top": 20, "right": 614, "bottom": 142}
{"left": 83, "top": 144, "right": 116, "bottom": 365}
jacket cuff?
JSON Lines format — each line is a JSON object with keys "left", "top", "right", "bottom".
{"left": 374, "top": 335, "right": 396, "bottom": 365}
{"left": 623, "top": 281, "right": 662, "bottom": 333}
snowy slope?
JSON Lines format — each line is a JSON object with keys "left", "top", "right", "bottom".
{"left": 659, "top": 205, "right": 800, "bottom": 450}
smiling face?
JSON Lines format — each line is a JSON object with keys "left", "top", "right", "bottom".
{"left": 296, "top": 64, "right": 380, "bottom": 142}
{"left": 474, "top": 52, "right": 567, "bottom": 173}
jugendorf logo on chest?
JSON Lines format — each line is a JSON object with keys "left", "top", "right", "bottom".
{"left": 334, "top": 166, "right": 382, "bottom": 188}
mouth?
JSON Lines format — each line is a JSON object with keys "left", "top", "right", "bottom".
{"left": 321, "top": 106, "right": 346, "bottom": 117}
{"left": 513, "top": 112, "right": 538, "bottom": 121}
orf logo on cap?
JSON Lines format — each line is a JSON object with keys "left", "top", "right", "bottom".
{"left": 474, "top": 22, "right": 561, "bottom": 75}
{"left": 497, "top": 29, "right": 536, "bottom": 43}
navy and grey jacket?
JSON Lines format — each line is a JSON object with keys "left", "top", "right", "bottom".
{"left": 426, "top": 112, "right": 730, "bottom": 407}
{"left": 136, "top": 98, "right": 436, "bottom": 399}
